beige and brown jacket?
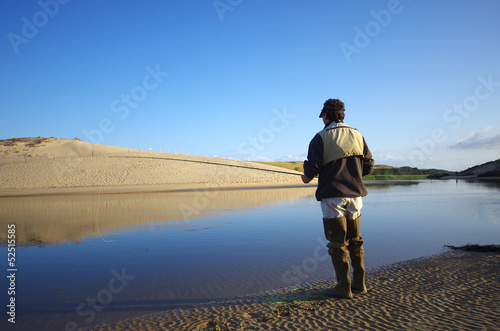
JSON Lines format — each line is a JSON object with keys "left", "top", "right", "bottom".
{"left": 303, "top": 121, "right": 374, "bottom": 201}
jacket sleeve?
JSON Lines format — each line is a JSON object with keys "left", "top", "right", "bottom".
{"left": 303, "top": 134, "right": 323, "bottom": 179}
{"left": 362, "top": 138, "right": 374, "bottom": 176}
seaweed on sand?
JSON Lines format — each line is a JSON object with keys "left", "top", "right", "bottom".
{"left": 445, "top": 244, "right": 500, "bottom": 252}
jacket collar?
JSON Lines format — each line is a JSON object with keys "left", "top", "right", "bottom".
{"left": 324, "top": 121, "right": 348, "bottom": 130}
{"left": 324, "top": 120, "right": 335, "bottom": 128}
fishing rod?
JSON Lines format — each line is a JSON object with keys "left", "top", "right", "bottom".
{"left": 110, "top": 155, "right": 304, "bottom": 177}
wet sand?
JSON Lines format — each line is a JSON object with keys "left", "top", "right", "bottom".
{"left": 86, "top": 251, "right": 500, "bottom": 330}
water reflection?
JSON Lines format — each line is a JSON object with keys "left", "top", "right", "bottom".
{"left": 462, "top": 178, "right": 500, "bottom": 190}
{"left": 0, "top": 186, "right": 317, "bottom": 247}
{"left": 0, "top": 180, "right": 498, "bottom": 331}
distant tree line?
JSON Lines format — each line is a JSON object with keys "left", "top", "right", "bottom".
{"left": 372, "top": 166, "right": 452, "bottom": 176}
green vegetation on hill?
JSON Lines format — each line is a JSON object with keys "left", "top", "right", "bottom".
{"left": 372, "top": 165, "right": 452, "bottom": 176}
{"left": 362, "top": 174, "right": 430, "bottom": 181}
{"left": 460, "top": 159, "right": 500, "bottom": 177}
{"left": 253, "top": 161, "right": 304, "bottom": 173}
{"left": 1, "top": 137, "right": 48, "bottom": 147}
{"left": 371, "top": 166, "right": 453, "bottom": 179}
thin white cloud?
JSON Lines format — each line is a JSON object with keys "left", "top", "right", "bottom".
{"left": 275, "top": 154, "right": 306, "bottom": 162}
{"left": 376, "top": 154, "right": 407, "bottom": 163}
{"left": 450, "top": 132, "right": 500, "bottom": 150}
{"left": 253, "top": 155, "right": 273, "bottom": 162}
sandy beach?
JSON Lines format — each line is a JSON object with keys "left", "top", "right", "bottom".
{"left": 85, "top": 250, "right": 500, "bottom": 331}
{"left": 2, "top": 138, "right": 499, "bottom": 330}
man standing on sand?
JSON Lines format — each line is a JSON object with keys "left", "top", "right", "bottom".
{"left": 302, "top": 98, "right": 374, "bottom": 299}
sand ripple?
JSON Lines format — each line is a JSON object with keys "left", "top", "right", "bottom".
{"left": 86, "top": 251, "right": 499, "bottom": 330}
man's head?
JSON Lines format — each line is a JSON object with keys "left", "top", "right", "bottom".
{"left": 319, "top": 98, "right": 345, "bottom": 123}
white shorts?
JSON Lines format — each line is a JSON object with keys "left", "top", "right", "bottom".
{"left": 321, "top": 197, "right": 363, "bottom": 219}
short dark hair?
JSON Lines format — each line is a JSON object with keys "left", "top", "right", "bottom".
{"left": 319, "top": 98, "right": 345, "bottom": 123}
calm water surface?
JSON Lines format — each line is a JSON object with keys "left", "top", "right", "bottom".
{"left": 1, "top": 180, "right": 499, "bottom": 330}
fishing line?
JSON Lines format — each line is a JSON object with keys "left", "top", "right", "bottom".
{"left": 111, "top": 155, "right": 303, "bottom": 176}
{"left": 93, "top": 155, "right": 303, "bottom": 242}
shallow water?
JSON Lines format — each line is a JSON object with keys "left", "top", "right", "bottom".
{"left": 0, "top": 180, "right": 499, "bottom": 330}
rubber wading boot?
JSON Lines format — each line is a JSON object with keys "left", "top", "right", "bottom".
{"left": 346, "top": 217, "right": 367, "bottom": 294}
{"left": 324, "top": 245, "right": 353, "bottom": 299}
{"left": 348, "top": 238, "right": 367, "bottom": 294}
{"left": 323, "top": 217, "right": 353, "bottom": 299}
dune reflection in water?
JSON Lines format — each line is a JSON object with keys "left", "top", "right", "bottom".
{"left": 0, "top": 186, "right": 317, "bottom": 247}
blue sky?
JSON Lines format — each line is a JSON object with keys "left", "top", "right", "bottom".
{"left": 1, "top": 0, "right": 499, "bottom": 171}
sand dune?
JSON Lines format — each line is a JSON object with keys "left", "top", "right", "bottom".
{"left": 0, "top": 137, "right": 311, "bottom": 196}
